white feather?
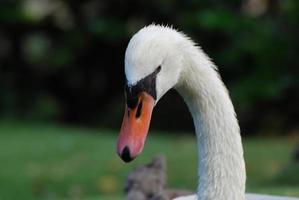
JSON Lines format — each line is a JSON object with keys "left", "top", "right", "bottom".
{"left": 174, "top": 194, "right": 299, "bottom": 200}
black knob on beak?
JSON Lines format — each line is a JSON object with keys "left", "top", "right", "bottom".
{"left": 120, "top": 146, "right": 133, "bottom": 162}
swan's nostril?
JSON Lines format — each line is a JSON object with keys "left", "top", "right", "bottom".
{"left": 120, "top": 146, "right": 133, "bottom": 162}
{"left": 135, "top": 100, "right": 143, "bottom": 118}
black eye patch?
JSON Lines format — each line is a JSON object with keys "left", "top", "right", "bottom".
{"left": 125, "top": 66, "right": 161, "bottom": 109}
{"left": 126, "top": 96, "right": 138, "bottom": 109}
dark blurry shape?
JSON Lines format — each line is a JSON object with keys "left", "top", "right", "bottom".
{"left": 125, "top": 155, "right": 167, "bottom": 200}
{"left": 125, "top": 155, "right": 192, "bottom": 200}
{"left": 0, "top": 0, "right": 298, "bottom": 134}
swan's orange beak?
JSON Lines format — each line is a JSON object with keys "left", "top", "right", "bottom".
{"left": 117, "top": 92, "right": 155, "bottom": 162}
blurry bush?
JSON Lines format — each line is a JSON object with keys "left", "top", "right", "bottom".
{"left": 0, "top": 0, "right": 298, "bottom": 135}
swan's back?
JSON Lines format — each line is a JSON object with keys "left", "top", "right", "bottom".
{"left": 173, "top": 194, "right": 299, "bottom": 200}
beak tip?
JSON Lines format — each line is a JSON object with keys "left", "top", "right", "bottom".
{"left": 119, "top": 146, "right": 135, "bottom": 163}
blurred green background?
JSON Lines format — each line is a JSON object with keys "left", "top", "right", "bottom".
{"left": 0, "top": 0, "right": 298, "bottom": 199}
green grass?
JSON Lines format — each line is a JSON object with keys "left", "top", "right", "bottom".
{"left": 0, "top": 121, "right": 298, "bottom": 199}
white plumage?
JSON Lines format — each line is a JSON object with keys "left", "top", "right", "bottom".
{"left": 124, "top": 24, "right": 299, "bottom": 200}
{"left": 174, "top": 194, "right": 299, "bottom": 200}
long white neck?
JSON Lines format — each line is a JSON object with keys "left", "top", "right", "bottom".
{"left": 175, "top": 44, "right": 246, "bottom": 200}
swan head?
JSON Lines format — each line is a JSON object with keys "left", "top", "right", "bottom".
{"left": 117, "top": 25, "right": 184, "bottom": 162}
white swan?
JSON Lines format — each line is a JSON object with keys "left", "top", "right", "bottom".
{"left": 116, "top": 24, "right": 299, "bottom": 200}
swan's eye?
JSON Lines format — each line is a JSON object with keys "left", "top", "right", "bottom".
{"left": 125, "top": 85, "right": 139, "bottom": 108}
{"left": 127, "top": 97, "right": 138, "bottom": 109}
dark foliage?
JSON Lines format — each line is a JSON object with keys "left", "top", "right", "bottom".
{"left": 0, "top": 0, "right": 298, "bottom": 135}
